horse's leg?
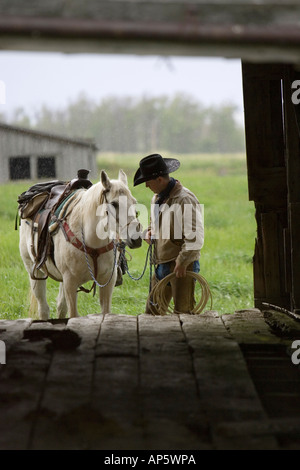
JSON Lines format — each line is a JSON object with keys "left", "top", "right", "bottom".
{"left": 57, "top": 283, "right": 68, "bottom": 319}
{"left": 29, "top": 277, "right": 50, "bottom": 321}
{"left": 19, "top": 230, "right": 50, "bottom": 320}
{"left": 61, "top": 275, "right": 79, "bottom": 318}
{"left": 99, "top": 268, "right": 117, "bottom": 314}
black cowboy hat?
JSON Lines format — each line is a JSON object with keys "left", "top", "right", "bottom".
{"left": 133, "top": 154, "right": 180, "bottom": 186}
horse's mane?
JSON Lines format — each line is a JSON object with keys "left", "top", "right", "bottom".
{"left": 65, "top": 183, "right": 103, "bottom": 230}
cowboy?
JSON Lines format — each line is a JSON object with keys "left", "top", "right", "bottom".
{"left": 133, "top": 153, "right": 204, "bottom": 314}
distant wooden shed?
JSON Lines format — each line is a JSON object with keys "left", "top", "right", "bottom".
{"left": 0, "top": 122, "right": 97, "bottom": 183}
{"left": 1, "top": 0, "right": 300, "bottom": 315}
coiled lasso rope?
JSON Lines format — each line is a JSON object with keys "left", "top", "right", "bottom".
{"left": 147, "top": 271, "right": 213, "bottom": 315}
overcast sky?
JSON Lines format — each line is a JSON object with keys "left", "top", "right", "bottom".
{"left": 0, "top": 51, "right": 244, "bottom": 121}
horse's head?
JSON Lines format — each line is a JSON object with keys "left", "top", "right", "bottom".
{"left": 100, "top": 169, "right": 142, "bottom": 249}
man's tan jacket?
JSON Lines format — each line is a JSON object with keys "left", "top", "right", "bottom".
{"left": 150, "top": 180, "right": 204, "bottom": 267}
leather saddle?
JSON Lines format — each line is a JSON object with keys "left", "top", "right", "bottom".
{"left": 17, "top": 169, "right": 93, "bottom": 279}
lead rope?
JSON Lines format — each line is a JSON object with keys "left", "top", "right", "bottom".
{"left": 118, "top": 239, "right": 159, "bottom": 310}
{"left": 118, "top": 238, "right": 153, "bottom": 284}
{"left": 145, "top": 238, "right": 212, "bottom": 315}
{"left": 148, "top": 271, "right": 213, "bottom": 315}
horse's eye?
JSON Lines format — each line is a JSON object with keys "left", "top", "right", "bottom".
{"left": 111, "top": 201, "right": 119, "bottom": 209}
{"left": 136, "top": 211, "right": 140, "bottom": 218}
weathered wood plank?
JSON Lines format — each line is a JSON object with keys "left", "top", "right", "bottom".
{"left": 283, "top": 227, "right": 292, "bottom": 295}
{"left": 95, "top": 313, "right": 137, "bottom": 357}
{"left": 29, "top": 315, "right": 103, "bottom": 450}
{"left": 253, "top": 204, "right": 266, "bottom": 306}
{"left": 2, "top": 3, "right": 300, "bottom": 59}
{"left": 287, "top": 203, "right": 300, "bottom": 311}
{"left": 68, "top": 314, "right": 103, "bottom": 350}
{"left": 283, "top": 69, "right": 300, "bottom": 313}
{"left": 242, "top": 63, "right": 286, "bottom": 80}
{"left": 251, "top": 206, "right": 289, "bottom": 310}
{"left": 0, "top": 321, "right": 38, "bottom": 448}
{"left": 221, "top": 309, "right": 282, "bottom": 344}
{"left": 2, "top": 312, "right": 300, "bottom": 449}
{"left": 242, "top": 63, "right": 291, "bottom": 311}
{"left": 0, "top": 318, "right": 32, "bottom": 352}
{"left": 1, "top": 1, "right": 300, "bottom": 24}
{"left": 253, "top": 235, "right": 265, "bottom": 301}
{"left": 89, "top": 314, "right": 143, "bottom": 450}
{"left": 0, "top": 338, "right": 51, "bottom": 450}
{"left": 263, "top": 309, "right": 300, "bottom": 338}
{"left": 180, "top": 311, "right": 278, "bottom": 449}
{"left": 138, "top": 314, "right": 211, "bottom": 450}
{"left": 215, "top": 417, "right": 300, "bottom": 440}
{"left": 247, "top": 169, "right": 287, "bottom": 206}
{"left": 261, "top": 211, "right": 281, "bottom": 300}
{"left": 242, "top": 63, "right": 286, "bottom": 197}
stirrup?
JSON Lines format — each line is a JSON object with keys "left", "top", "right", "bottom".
{"left": 115, "top": 266, "right": 123, "bottom": 286}
{"left": 30, "top": 262, "right": 48, "bottom": 281}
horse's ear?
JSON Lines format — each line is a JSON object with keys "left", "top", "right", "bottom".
{"left": 118, "top": 169, "right": 128, "bottom": 186}
{"left": 100, "top": 170, "right": 111, "bottom": 190}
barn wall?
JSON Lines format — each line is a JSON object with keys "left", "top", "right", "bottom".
{"left": 242, "top": 63, "right": 300, "bottom": 313}
{"left": 0, "top": 127, "right": 97, "bottom": 183}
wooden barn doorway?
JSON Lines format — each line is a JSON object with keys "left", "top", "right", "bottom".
{"left": 242, "top": 63, "right": 300, "bottom": 315}
{"left": 1, "top": 2, "right": 300, "bottom": 315}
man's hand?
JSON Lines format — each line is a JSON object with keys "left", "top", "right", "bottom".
{"left": 144, "top": 230, "right": 152, "bottom": 245}
{"left": 174, "top": 260, "right": 187, "bottom": 278}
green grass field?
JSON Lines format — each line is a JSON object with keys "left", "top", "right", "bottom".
{"left": 0, "top": 152, "right": 256, "bottom": 319}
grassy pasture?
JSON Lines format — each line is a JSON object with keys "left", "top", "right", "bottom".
{"left": 0, "top": 152, "right": 255, "bottom": 319}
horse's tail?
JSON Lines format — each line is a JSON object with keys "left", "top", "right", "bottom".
{"left": 28, "top": 290, "right": 39, "bottom": 319}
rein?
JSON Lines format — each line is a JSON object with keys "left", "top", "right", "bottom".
{"left": 118, "top": 239, "right": 153, "bottom": 286}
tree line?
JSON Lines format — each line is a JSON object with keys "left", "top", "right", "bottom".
{"left": 2, "top": 93, "right": 245, "bottom": 153}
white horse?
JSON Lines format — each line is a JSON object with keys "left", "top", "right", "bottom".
{"left": 19, "top": 169, "right": 142, "bottom": 320}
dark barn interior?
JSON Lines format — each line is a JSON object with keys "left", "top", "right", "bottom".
{"left": 1, "top": 0, "right": 300, "bottom": 451}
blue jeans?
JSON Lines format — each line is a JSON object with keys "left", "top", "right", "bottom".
{"left": 155, "top": 260, "right": 200, "bottom": 281}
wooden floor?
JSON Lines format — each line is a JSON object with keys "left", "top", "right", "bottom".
{"left": 1, "top": 309, "right": 300, "bottom": 450}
